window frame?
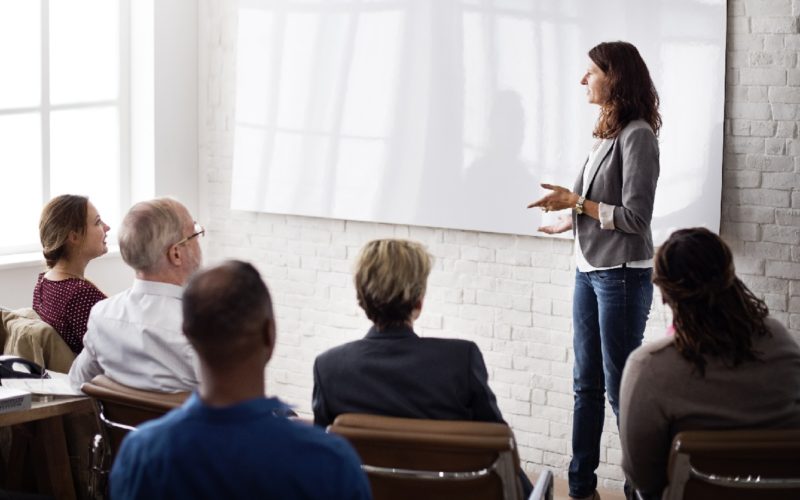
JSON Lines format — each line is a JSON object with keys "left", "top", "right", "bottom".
{"left": 0, "top": 0, "right": 131, "bottom": 257}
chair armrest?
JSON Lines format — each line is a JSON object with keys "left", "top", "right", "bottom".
{"left": 529, "top": 469, "right": 553, "bottom": 500}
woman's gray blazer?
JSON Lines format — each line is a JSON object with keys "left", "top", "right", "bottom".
{"left": 572, "top": 119, "right": 660, "bottom": 268}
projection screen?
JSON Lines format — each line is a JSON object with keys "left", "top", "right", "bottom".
{"left": 230, "top": 0, "right": 726, "bottom": 243}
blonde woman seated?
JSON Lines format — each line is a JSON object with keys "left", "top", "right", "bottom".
{"left": 313, "top": 239, "right": 504, "bottom": 426}
{"left": 313, "top": 238, "right": 533, "bottom": 494}
{"left": 32, "top": 195, "right": 109, "bottom": 353}
{"left": 619, "top": 227, "right": 800, "bottom": 497}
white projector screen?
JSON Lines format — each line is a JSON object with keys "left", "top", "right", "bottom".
{"left": 231, "top": 0, "right": 725, "bottom": 243}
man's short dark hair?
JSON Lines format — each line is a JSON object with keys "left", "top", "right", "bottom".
{"left": 182, "top": 260, "right": 274, "bottom": 367}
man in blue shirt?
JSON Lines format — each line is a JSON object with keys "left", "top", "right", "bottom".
{"left": 110, "top": 260, "right": 371, "bottom": 500}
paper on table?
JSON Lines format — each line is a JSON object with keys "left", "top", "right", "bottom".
{"left": 1, "top": 371, "right": 82, "bottom": 396}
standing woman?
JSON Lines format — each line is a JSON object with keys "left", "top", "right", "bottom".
{"left": 529, "top": 41, "right": 661, "bottom": 500}
{"left": 33, "top": 195, "right": 110, "bottom": 354}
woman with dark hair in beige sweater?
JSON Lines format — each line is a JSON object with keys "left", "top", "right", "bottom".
{"left": 619, "top": 227, "right": 800, "bottom": 498}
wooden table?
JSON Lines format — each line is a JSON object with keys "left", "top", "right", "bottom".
{"left": 0, "top": 396, "right": 94, "bottom": 500}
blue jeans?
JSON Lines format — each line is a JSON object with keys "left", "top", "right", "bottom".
{"left": 568, "top": 267, "right": 653, "bottom": 498}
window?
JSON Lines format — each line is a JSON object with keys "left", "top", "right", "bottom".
{"left": 0, "top": 0, "right": 129, "bottom": 256}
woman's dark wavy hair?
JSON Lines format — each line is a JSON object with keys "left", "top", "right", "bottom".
{"left": 653, "top": 227, "right": 770, "bottom": 375}
{"left": 589, "top": 41, "right": 662, "bottom": 139}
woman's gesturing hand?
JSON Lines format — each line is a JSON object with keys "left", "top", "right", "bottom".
{"left": 527, "top": 183, "right": 580, "bottom": 213}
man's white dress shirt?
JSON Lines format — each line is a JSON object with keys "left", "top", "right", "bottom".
{"left": 69, "top": 279, "right": 200, "bottom": 393}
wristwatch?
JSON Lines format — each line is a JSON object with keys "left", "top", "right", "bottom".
{"left": 574, "top": 195, "right": 586, "bottom": 215}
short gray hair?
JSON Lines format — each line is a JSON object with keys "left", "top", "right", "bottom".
{"left": 118, "top": 198, "right": 186, "bottom": 273}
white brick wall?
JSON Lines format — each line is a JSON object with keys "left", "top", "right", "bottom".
{"left": 198, "top": 0, "right": 799, "bottom": 489}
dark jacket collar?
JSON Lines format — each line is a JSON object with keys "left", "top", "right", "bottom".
{"left": 365, "top": 324, "right": 418, "bottom": 340}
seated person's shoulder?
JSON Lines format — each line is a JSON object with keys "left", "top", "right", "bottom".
{"left": 421, "top": 336, "right": 475, "bottom": 346}
{"left": 626, "top": 336, "right": 680, "bottom": 380}
{"left": 315, "top": 334, "right": 483, "bottom": 370}
{"left": 315, "top": 338, "right": 363, "bottom": 364}
{"left": 764, "top": 316, "right": 798, "bottom": 346}
{"left": 88, "top": 287, "right": 148, "bottom": 323}
{"left": 88, "top": 288, "right": 126, "bottom": 313}
{"left": 323, "top": 337, "right": 361, "bottom": 353}
{"left": 67, "top": 282, "right": 107, "bottom": 310}
{"left": 74, "top": 278, "right": 105, "bottom": 294}
{"left": 127, "top": 409, "right": 361, "bottom": 476}
{"left": 629, "top": 335, "right": 675, "bottom": 361}
{"left": 420, "top": 336, "right": 480, "bottom": 353}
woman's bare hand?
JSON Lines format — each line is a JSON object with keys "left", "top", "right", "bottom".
{"left": 538, "top": 214, "right": 573, "bottom": 234}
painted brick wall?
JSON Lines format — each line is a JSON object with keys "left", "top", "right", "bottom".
{"left": 198, "top": 0, "right": 799, "bottom": 489}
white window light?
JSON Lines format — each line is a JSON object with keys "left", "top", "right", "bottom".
{"left": 0, "top": 0, "right": 130, "bottom": 257}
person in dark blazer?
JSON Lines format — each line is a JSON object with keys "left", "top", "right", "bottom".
{"left": 313, "top": 239, "right": 534, "bottom": 496}
{"left": 312, "top": 238, "right": 503, "bottom": 427}
{"left": 528, "top": 41, "right": 661, "bottom": 500}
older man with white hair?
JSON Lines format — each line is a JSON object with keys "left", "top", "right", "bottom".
{"left": 69, "top": 197, "right": 204, "bottom": 392}
{"left": 110, "top": 260, "right": 371, "bottom": 500}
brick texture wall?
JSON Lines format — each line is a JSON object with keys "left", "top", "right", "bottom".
{"left": 198, "top": 0, "right": 799, "bottom": 489}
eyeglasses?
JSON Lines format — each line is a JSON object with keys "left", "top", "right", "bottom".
{"left": 174, "top": 222, "right": 205, "bottom": 247}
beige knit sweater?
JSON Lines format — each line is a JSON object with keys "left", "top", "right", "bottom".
{"left": 619, "top": 317, "right": 800, "bottom": 495}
